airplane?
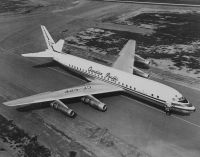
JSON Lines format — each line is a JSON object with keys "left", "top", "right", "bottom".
{"left": 3, "top": 25, "right": 196, "bottom": 117}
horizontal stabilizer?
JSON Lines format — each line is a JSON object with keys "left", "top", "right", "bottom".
{"left": 22, "top": 50, "right": 54, "bottom": 58}
{"left": 53, "top": 39, "right": 65, "bottom": 52}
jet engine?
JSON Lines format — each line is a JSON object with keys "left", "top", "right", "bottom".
{"left": 135, "top": 54, "right": 150, "bottom": 65}
{"left": 133, "top": 67, "right": 149, "bottom": 78}
{"left": 81, "top": 95, "right": 107, "bottom": 112}
{"left": 50, "top": 100, "right": 75, "bottom": 117}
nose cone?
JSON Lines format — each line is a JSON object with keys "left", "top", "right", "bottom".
{"left": 187, "top": 104, "right": 196, "bottom": 112}
{"left": 173, "top": 103, "right": 196, "bottom": 113}
{"left": 192, "top": 105, "right": 196, "bottom": 112}
{"left": 186, "top": 102, "right": 195, "bottom": 111}
{"left": 186, "top": 103, "right": 193, "bottom": 107}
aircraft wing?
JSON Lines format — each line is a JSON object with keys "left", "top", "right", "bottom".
{"left": 3, "top": 82, "right": 123, "bottom": 108}
{"left": 112, "top": 40, "right": 136, "bottom": 73}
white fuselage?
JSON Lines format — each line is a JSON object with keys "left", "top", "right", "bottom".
{"left": 53, "top": 52, "right": 195, "bottom": 113}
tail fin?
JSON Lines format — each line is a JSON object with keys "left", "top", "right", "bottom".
{"left": 41, "top": 25, "right": 64, "bottom": 52}
{"left": 41, "top": 25, "right": 55, "bottom": 50}
{"left": 21, "top": 25, "right": 64, "bottom": 58}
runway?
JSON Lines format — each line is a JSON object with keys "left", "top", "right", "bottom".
{"left": 0, "top": 1, "right": 200, "bottom": 157}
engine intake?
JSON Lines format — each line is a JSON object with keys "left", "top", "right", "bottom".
{"left": 50, "top": 100, "right": 75, "bottom": 117}
{"left": 133, "top": 67, "right": 149, "bottom": 78}
{"left": 81, "top": 95, "right": 107, "bottom": 112}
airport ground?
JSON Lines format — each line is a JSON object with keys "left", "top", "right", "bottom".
{"left": 0, "top": 0, "right": 200, "bottom": 157}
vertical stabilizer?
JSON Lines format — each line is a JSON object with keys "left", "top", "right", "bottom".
{"left": 41, "top": 25, "right": 64, "bottom": 52}
{"left": 41, "top": 25, "right": 55, "bottom": 50}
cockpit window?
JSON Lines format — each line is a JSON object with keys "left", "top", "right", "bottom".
{"left": 178, "top": 97, "right": 188, "bottom": 103}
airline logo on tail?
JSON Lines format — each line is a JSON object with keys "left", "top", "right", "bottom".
{"left": 41, "top": 25, "right": 55, "bottom": 50}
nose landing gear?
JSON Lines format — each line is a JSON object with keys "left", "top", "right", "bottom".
{"left": 165, "top": 106, "right": 171, "bottom": 115}
{"left": 165, "top": 102, "right": 172, "bottom": 116}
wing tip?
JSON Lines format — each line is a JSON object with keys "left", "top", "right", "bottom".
{"left": 128, "top": 39, "right": 136, "bottom": 44}
{"left": 2, "top": 101, "right": 15, "bottom": 107}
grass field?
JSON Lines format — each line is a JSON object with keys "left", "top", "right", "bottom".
{"left": 0, "top": 0, "right": 43, "bottom": 13}
{"left": 0, "top": 115, "right": 51, "bottom": 157}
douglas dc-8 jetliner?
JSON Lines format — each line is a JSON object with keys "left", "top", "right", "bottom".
{"left": 3, "top": 26, "right": 196, "bottom": 117}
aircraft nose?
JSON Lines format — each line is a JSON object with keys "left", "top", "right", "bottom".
{"left": 190, "top": 105, "right": 196, "bottom": 112}
{"left": 186, "top": 102, "right": 193, "bottom": 107}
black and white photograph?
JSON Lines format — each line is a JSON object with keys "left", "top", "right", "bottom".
{"left": 0, "top": 0, "right": 200, "bottom": 157}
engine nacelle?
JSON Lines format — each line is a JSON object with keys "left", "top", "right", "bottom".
{"left": 50, "top": 100, "right": 75, "bottom": 117}
{"left": 81, "top": 95, "right": 107, "bottom": 112}
{"left": 135, "top": 54, "right": 150, "bottom": 65}
{"left": 133, "top": 67, "right": 149, "bottom": 78}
